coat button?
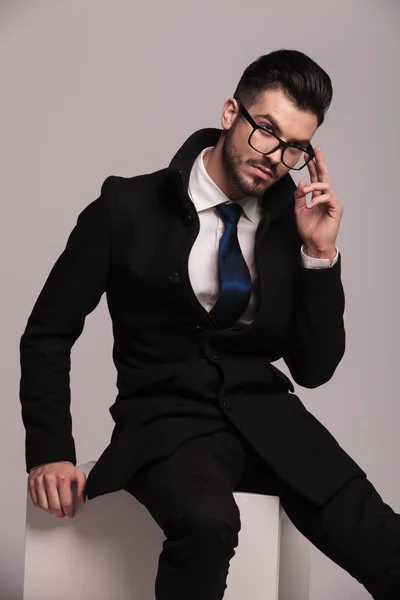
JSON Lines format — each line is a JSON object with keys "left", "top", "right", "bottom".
{"left": 212, "top": 354, "right": 220, "bottom": 360}
{"left": 194, "top": 325, "right": 203, "bottom": 333}
{"left": 168, "top": 272, "right": 181, "bottom": 284}
{"left": 222, "top": 399, "right": 232, "bottom": 410}
{"left": 182, "top": 213, "right": 194, "bottom": 226}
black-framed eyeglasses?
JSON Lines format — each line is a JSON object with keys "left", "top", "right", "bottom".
{"left": 237, "top": 102, "right": 315, "bottom": 171}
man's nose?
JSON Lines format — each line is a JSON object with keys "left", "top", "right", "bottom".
{"left": 263, "top": 147, "right": 282, "bottom": 166}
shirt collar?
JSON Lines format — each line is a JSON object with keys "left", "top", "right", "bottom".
{"left": 188, "top": 147, "right": 261, "bottom": 224}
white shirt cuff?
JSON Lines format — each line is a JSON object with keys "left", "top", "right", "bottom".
{"left": 300, "top": 245, "right": 339, "bottom": 269}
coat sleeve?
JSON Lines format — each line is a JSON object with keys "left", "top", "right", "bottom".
{"left": 282, "top": 251, "right": 346, "bottom": 388}
{"left": 19, "top": 175, "right": 116, "bottom": 473}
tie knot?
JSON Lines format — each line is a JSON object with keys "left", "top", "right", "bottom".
{"left": 215, "top": 202, "right": 243, "bottom": 224}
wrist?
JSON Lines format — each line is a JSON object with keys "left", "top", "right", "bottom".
{"left": 303, "top": 245, "right": 337, "bottom": 261}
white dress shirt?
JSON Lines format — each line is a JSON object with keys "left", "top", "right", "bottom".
{"left": 187, "top": 147, "right": 339, "bottom": 326}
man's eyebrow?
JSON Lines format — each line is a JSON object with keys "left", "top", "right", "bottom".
{"left": 255, "top": 112, "right": 311, "bottom": 146}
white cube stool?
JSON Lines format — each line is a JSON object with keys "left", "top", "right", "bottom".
{"left": 23, "top": 461, "right": 310, "bottom": 600}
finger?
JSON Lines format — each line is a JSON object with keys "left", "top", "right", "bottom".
{"left": 58, "top": 476, "right": 75, "bottom": 518}
{"left": 28, "top": 476, "right": 39, "bottom": 506}
{"left": 35, "top": 475, "right": 51, "bottom": 513}
{"left": 307, "top": 193, "right": 332, "bottom": 208}
{"left": 306, "top": 155, "right": 322, "bottom": 196}
{"left": 313, "top": 147, "right": 331, "bottom": 184}
{"left": 306, "top": 154, "right": 319, "bottom": 182}
{"left": 303, "top": 182, "right": 330, "bottom": 195}
{"left": 74, "top": 470, "right": 87, "bottom": 503}
{"left": 43, "top": 473, "right": 65, "bottom": 518}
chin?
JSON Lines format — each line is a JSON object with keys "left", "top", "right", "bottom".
{"left": 246, "top": 173, "right": 274, "bottom": 194}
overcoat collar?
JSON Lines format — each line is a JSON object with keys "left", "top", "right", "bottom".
{"left": 166, "top": 127, "right": 297, "bottom": 222}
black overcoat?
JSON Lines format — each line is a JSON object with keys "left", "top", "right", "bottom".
{"left": 19, "top": 127, "right": 365, "bottom": 507}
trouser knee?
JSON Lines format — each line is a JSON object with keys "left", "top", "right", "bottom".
{"left": 167, "top": 503, "right": 241, "bottom": 563}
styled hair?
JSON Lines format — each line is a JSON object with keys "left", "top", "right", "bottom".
{"left": 233, "top": 49, "right": 333, "bottom": 127}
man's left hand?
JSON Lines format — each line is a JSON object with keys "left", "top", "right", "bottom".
{"left": 293, "top": 146, "right": 343, "bottom": 260}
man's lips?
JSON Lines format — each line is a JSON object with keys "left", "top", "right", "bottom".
{"left": 251, "top": 165, "right": 273, "bottom": 180}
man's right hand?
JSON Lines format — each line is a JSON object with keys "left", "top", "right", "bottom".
{"left": 28, "top": 462, "right": 87, "bottom": 519}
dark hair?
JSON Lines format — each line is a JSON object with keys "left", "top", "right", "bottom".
{"left": 233, "top": 49, "right": 333, "bottom": 127}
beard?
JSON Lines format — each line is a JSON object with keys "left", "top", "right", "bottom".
{"left": 221, "top": 126, "right": 276, "bottom": 199}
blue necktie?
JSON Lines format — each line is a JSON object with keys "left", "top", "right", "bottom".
{"left": 210, "top": 202, "right": 252, "bottom": 328}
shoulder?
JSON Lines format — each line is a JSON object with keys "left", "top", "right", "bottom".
{"left": 101, "top": 169, "right": 169, "bottom": 222}
{"left": 108, "top": 168, "right": 168, "bottom": 196}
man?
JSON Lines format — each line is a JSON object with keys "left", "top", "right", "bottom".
{"left": 20, "top": 49, "right": 400, "bottom": 599}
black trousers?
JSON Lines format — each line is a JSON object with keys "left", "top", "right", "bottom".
{"left": 123, "top": 426, "right": 400, "bottom": 600}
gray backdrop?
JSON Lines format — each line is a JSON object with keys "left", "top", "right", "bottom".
{"left": 1, "top": 0, "right": 399, "bottom": 598}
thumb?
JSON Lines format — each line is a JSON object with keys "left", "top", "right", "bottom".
{"left": 294, "top": 181, "right": 308, "bottom": 207}
{"left": 74, "top": 469, "right": 87, "bottom": 503}
{"left": 294, "top": 180, "right": 308, "bottom": 199}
